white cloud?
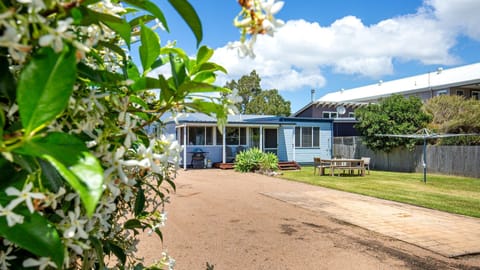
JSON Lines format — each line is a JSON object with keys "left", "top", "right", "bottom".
{"left": 211, "top": 0, "right": 480, "bottom": 92}
{"left": 427, "top": 0, "right": 480, "bottom": 40}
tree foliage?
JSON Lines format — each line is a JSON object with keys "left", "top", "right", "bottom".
{"left": 225, "top": 70, "right": 291, "bottom": 116}
{"left": 423, "top": 95, "right": 480, "bottom": 145}
{"left": 355, "top": 95, "right": 432, "bottom": 152}
{"left": 245, "top": 89, "right": 291, "bottom": 116}
{"left": 0, "top": 0, "right": 244, "bottom": 268}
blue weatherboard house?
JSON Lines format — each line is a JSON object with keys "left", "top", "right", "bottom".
{"left": 162, "top": 113, "right": 333, "bottom": 170}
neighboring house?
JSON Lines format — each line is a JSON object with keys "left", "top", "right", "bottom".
{"left": 163, "top": 113, "right": 333, "bottom": 169}
{"left": 293, "top": 101, "right": 367, "bottom": 137}
{"left": 318, "top": 62, "right": 480, "bottom": 103}
{"left": 290, "top": 62, "right": 480, "bottom": 138}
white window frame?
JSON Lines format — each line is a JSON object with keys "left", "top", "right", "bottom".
{"left": 295, "top": 127, "right": 320, "bottom": 148}
{"left": 322, "top": 111, "right": 338, "bottom": 119}
{"left": 185, "top": 126, "right": 214, "bottom": 146}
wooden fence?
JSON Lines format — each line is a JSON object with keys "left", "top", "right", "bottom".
{"left": 333, "top": 137, "right": 480, "bottom": 178}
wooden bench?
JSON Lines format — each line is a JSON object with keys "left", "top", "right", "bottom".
{"left": 314, "top": 158, "right": 332, "bottom": 176}
{"left": 329, "top": 159, "right": 365, "bottom": 176}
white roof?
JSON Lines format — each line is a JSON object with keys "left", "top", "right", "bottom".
{"left": 318, "top": 62, "right": 480, "bottom": 102}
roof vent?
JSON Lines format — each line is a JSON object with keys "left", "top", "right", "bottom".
{"left": 378, "top": 80, "right": 383, "bottom": 86}
{"left": 437, "top": 67, "right": 443, "bottom": 74}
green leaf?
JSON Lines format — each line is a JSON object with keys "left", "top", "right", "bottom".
{"left": 38, "top": 158, "right": 63, "bottom": 193}
{"left": 168, "top": 0, "right": 203, "bottom": 46}
{"left": 124, "top": 219, "right": 143, "bottom": 229}
{"left": 139, "top": 24, "right": 160, "bottom": 72}
{"left": 130, "top": 95, "right": 149, "bottom": 109}
{"left": 158, "top": 75, "right": 174, "bottom": 102}
{"left": 196, "top": 46, "right": 213, "bottom": 66}
{"left": 127, "top": 60, "right": 141, "bottom": 81}
{"left": 169, "top": 53, "right": 187, "bottom": 90}
{"left": 134, "top": 186, "right": 145, "bottom": 216}
{"left": 18, "top": 47, "right": 76, "bottom": 136}
{"left": 0, "top": 109, "right": 4, "bottom": 141}
{"left": 196, "top": 62, "right": 227, "bottom": 74}
{"left": 150, "top": 57, "right": 168, "bottom": 70}
{"left": 179, "top": 81, "right": 219, "bottom": 93}
{"left": 14, "top": 132, "right": 104, "bottom": 217}
{"left": 129, "top": 14, "right": 156, "bottom": 28}
{"left": 192, "top": 72, "right": 216, "bottom": 84}
{"left": 0, "top": 156, "right": 22, "bottom": 188}
{"left": 124, "top": 0, "right": 169, "bottom": 32}
{"left": 90, "top": 237, "right": 105, "bottom": 270}
{"left": 78, "top": 62, "right": 124, "bottom": 84}
{"left": 108, "top": 241, "right": 126, "bottom": 265}
{"left": 80, "top": 7, "right": 131, "bottom": 47}
{"left": 131, "top": 76, "right": 161, "bottom": 92}
{"left": 0, "top": 52, "right": 16, "bottom": 103}
{"left": 0, "top": 211, "right": 64, "bottom": 268}
{"left": 160, "top": 47, "right": 189, "bottom": 62}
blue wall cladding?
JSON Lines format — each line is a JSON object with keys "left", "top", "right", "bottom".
{"left": 293, "top": 121, "right": 332, "bottom": 164}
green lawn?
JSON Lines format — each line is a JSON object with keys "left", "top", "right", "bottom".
{"left": 279, "top": 167, "right": 480, "bottom": 218}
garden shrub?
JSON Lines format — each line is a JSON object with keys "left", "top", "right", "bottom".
{"left": 259, "top": 152, "right": 279, "bottom": 172}
{"left": 234, "top": 148, "right": 278, "bottom": 173}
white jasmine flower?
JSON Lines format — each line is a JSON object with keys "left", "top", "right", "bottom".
{"left": 39, "top": 18, "right": 74, "bottom": 52}
{"left": 0, "top": 246, "right": 16, "bottom": 270}
{"left": 136, "top": 140, "right": 164, "bottom": 174}
{"left": 0, "top": 204, "right": 24, "bottom": 227}
{"left": 227, "top": 38, "right": 256, "bottom": 58}
{"left": 23, "top": 257, "right": 56, "bottom": 270}
{"left": 81, "top": 91, "right": 108, "bottom": 113}
{"left": 260, "top": 0, "right": 284, "bottom": 17}
{"left": 64, "top": 207, "right": 88, "bottom": 239}
{"left": 151, "top": 18, "right": 166, "bottom": 31}
{"left": 6, "top": 182, "right": 45, "bottom": 213}
{"left": 119, "top": 113, "right": 137, "bottom": 149}
{"left": 0, "top": 25, "right": 31, "bottom": 63}
{"left": 17, "top": 0, "right": 46, "bottom": 12}
{"left": 42, "top": 187, "right": 66, "bottom": 210}
{"left": 227, "top": 89, "right": 243, "bottom": 104}
{"left": 104, "top": 147, "right": 144, "bottom": 182}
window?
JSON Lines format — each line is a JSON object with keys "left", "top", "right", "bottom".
{"left": 348, "top": 112, "right": 355, "bottom": 118}
{"left": 473, "top": 91, "right": 479, "bottom": 100}
{"left": 435, "top": 89, "right": 448, "bottom": 96}
{"left": 295, "top": 127, "right": 320, "bottom": 148}
{"left": 456, "top": 90, "right": 464, "bottom": 96}
{"left": 217, "top": 127, "right": 247, "bottom": 145}
{"left": 250, "top": 128, "right": 260, "bottom": 148}
{"left": 322, "top": 111, "right": 337, "bottom": 119}
{"left": 181, "top": 127, "right": 213, "bottom": 145}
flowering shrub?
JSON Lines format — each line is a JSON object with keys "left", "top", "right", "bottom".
{"left": 0, "top": 0, "right": 283, "bottom": 269}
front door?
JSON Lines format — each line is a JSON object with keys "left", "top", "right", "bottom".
{"left": 263, "top": 128, "right": 278, "bottom": 155}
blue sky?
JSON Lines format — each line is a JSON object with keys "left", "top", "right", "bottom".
{"left": 150, "top": 0, "right": 480, "bottom": 113}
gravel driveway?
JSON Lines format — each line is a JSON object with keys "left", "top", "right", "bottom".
{"left": 136, "top": 169, "right": 480, "bottom": 270}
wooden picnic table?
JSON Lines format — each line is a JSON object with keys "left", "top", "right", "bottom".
{"left": 317, "top": 158, "right": 366, "bottom": 176}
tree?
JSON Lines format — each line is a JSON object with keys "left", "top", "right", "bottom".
{"left": 423, "top": 95, "right": 480, "bottom": 145}
{"left": 355, "top": 95, "right": 432, "bottom": 152}
{"left": 225, "top": 70, "right": 262, "bottom": 113}
{"left": 245, "top": 89, "right": 291, "bottom": 115}
{"left": 225, "top": 70, "right": 291, "bottom": 116}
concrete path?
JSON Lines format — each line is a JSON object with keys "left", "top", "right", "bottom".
{"left": 263, "top": 187, "right": 480, "bottom": 258}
